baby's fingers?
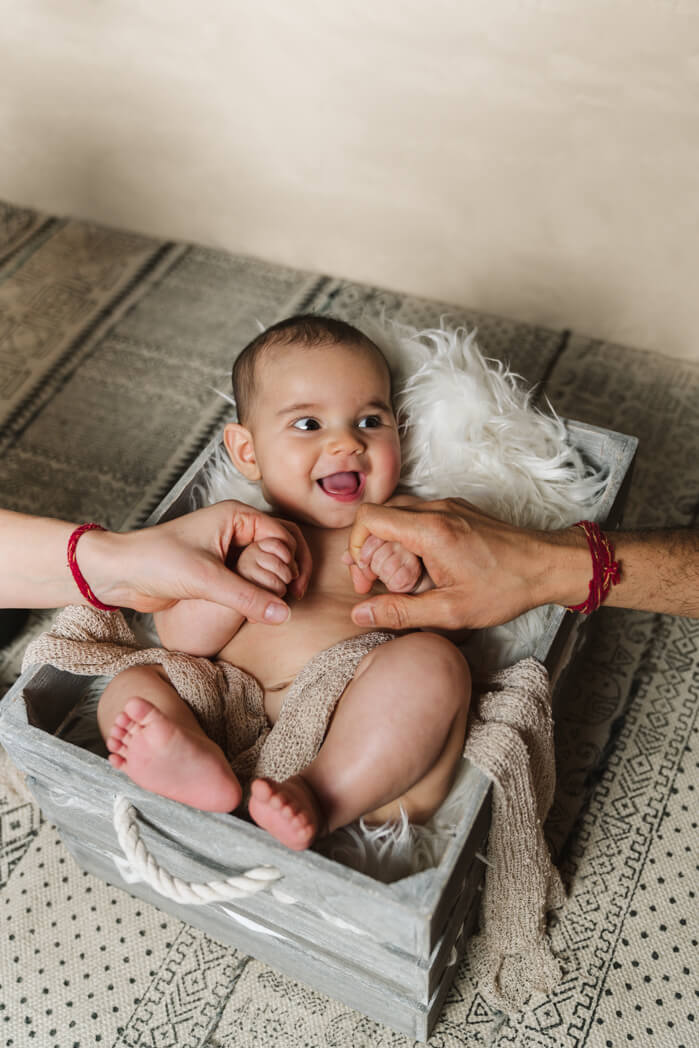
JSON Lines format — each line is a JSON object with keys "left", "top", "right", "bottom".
{"left": 343, "top": 535, "right": 385, "bottom": 595}
{"left": 356, "top": 534, "right": 385, "bottom": 568}
{"left": 257, "top": 538, "right": 298, "bottom": 573}
{"left": 370, "top": 544, "right": 422, "bottom": 593}
{"left": 349, "top": 562, "right": 377, "bottom": 595}
{"left": 235, "top": 568, "right": 286, "bottom": 596}
{"left": 255, "top": 552, "right": 294, "bottom": 585}
{"left": 249, "top": 567, "right": 288, "bottom": 596}
{"left": 384, "top": 561, "right": 422, "bottom": 593}
{"left": 238, "top": 551, "right": 294, "bottom": 596}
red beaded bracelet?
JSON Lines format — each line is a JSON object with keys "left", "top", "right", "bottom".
{"left": 67, "top": 523, "right": 119, "bottom": 611}
{"left": 566, "top": 520, "right": 620, "bottom": 615}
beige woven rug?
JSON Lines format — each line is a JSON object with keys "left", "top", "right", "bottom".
{"left": 1, "top": 200, "right": 697, "bottom": 1047}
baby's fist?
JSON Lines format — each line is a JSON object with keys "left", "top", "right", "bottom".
{"left": 344, "top": 536, "right": 424, "bottom": 595}
{"left": 236, "top": 538, "right": 298, "bottom": 597}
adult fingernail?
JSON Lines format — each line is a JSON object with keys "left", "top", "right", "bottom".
{"left": 264, "top": 602, "right": 289, "bottom": 624}
{"left": 353, "top": 604, "right": 375, "bottom": 626}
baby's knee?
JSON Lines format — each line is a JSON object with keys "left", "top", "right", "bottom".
{"left": 402, "top": 632, "right": 470, "bottom": 708}
{"left": 353, "top": 631, "right": 470, "bottom": 724}
{"left": 102, "top": 663, "right": 168, "bottom": 697}
{"left": 414, "top": 630, "right": 469, "bottom": 673}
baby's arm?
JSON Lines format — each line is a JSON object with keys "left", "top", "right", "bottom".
{"left": 155, "top": 537, "right": 298, "bottom": 656}
{"left": 155, "top": 599, "right": 246, "bottom": 656}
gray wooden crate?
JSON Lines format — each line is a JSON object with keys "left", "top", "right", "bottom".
{"left": 0, "top": 419, "right": 636, "bottom": 1041}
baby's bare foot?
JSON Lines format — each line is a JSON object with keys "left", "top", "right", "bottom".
{"left": 248, "top": 775, "right": 323, "bottom": 850}
{"left": 106, "top": 696, "right": 241, "bottom": 812}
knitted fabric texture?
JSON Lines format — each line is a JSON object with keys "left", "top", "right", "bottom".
{"left": 464, "top": 657, "right": 565, "bottom": 1011}
{"left": 22, "top": 605, "right": 393, "bottom": 784}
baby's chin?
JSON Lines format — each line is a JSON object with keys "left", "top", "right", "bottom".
{"left": 286, "top": 506, "right": 358, "bottom": 530}
{"left": 268, "top": 496, "right": 365, "bottom": 531}
{"left": 268, "top": 477, "right": 397, "bottom": 530}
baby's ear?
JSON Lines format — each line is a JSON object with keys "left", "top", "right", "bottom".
{"left": 223, "top": 423, "right": 261, "bottom": 481}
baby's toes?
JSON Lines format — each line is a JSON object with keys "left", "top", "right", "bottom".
{"left": 107, "top": 724, "right": 127, "bottom": 745}
{"left": 113, "top": 710, "right": 134, "bottom": 731}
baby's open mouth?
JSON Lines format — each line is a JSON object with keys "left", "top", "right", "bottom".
{"left": 317, "top": 472, "right": 365, "bottom": 501}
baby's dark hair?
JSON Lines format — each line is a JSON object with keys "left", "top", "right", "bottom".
{"left": 232, "top": 314, "right": 389, "bottom": 423}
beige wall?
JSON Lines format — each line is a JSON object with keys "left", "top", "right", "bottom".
{"left": 2, "top": 1, "right": 698, "bottom": 360}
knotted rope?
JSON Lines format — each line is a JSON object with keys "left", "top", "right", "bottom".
{"left": 113, "top": 795, "right": 281, "bottom": 904}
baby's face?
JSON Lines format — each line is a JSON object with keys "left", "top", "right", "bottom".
{"left": 238, "top": 342, "right": 401, "bottom": 528}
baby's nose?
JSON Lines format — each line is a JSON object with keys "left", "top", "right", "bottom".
{"left": 326, "top": 426, "right": 365, "bottom": 454}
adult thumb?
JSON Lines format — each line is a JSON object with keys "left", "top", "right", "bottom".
{"left": 351, "top": 588, "right": 453, "bottom": 632}
{"left": 206, "top": 562, "right": 290, "bottom": 624}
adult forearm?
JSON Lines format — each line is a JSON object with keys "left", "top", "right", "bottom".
{"left": 531, "top": 527, "right": 699, "bottom": 618}
{"left": 0, "top": 511, "right": 92, "bottom": 608}
{"left": 0, "top": 504, "right": 312, "bottom": 620}
{"left": 599, "top": 529, "right": 698, "bottom": 616}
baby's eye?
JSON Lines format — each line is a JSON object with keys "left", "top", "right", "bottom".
{"left": 357, "top": 415, "right": 382, "bottom": 429}
{"left": 292, "top": 417, "right": 321, "bottom": 431}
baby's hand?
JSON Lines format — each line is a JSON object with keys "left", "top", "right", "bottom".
{"left": 343, "top": 536, "right": 427, "bottom": 595}
{"left": 237, "top": 538, "right": 299, "bottom": 597}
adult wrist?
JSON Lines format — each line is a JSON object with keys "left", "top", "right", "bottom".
{"left": 72, "top": 527, "right": 127, "bottom": 609}
{"left": 529, "top": 526, "right": 591, "bottom": 610}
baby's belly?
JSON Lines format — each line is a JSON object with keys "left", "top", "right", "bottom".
{"left": 217, "top": 597, "right": 383, "bottom": 722}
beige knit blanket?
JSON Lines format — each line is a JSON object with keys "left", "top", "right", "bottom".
{"left": 464, "top": 657, "right": 565, "bottom": 1010}
{"left": 23, "top": 607, "right": 563, "bottom": 1013}
{"left": 22, "top": 605, "right": 392, "bottom": 784}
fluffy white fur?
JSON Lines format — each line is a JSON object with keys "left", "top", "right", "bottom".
{"left": 371, "top": 320, "right": 605, "bottom": 528}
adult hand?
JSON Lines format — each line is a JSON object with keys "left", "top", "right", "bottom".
{"left": 76, "top": 502, "right": 312, "bottom": 621}
{"left": 347, "top": 499, "right": 584, "bottom": 630}
{"left": 348, "top": 502, "right": 699, "bottom": 628}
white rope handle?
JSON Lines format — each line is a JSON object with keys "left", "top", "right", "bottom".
{"left": 113, "top": 795, "right": 281, "bottom": 905}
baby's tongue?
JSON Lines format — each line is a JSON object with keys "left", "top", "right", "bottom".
{"left": 320, "top": 472, "right": 359, "bottom": 495}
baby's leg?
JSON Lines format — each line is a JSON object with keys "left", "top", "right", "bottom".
{"left": 248, "top": 633, "right": 470, "bottom": 848}
{"left": 98, "top": 665, "right": 241, "bottom": 812}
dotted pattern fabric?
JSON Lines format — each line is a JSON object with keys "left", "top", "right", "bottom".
{"left": 1, "top": 201, "right": 698, "bottom": 1046}
{"left": 1, "top": 823, "right": 181, "bottom": 1047}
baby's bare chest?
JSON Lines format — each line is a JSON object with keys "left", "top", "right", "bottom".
{"left": 217, "top": 586, "right": 372, "bottom": 693}
{"left": 218, "top": 525, "right": 387, "bottom": 700}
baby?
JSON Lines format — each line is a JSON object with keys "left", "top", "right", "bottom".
{"left": 97, "top": 315, "right": 471, "bottom": 850}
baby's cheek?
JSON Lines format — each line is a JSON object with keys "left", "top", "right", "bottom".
{"left": 376, "top": 442, "right": 402, "bottom": 500}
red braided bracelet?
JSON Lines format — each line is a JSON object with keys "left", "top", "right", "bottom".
{"left": 566, "top": 520, "right": 620, "bottom": 615}
{"left": 67, "top": 523, "right": 118, "bottom": 611}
